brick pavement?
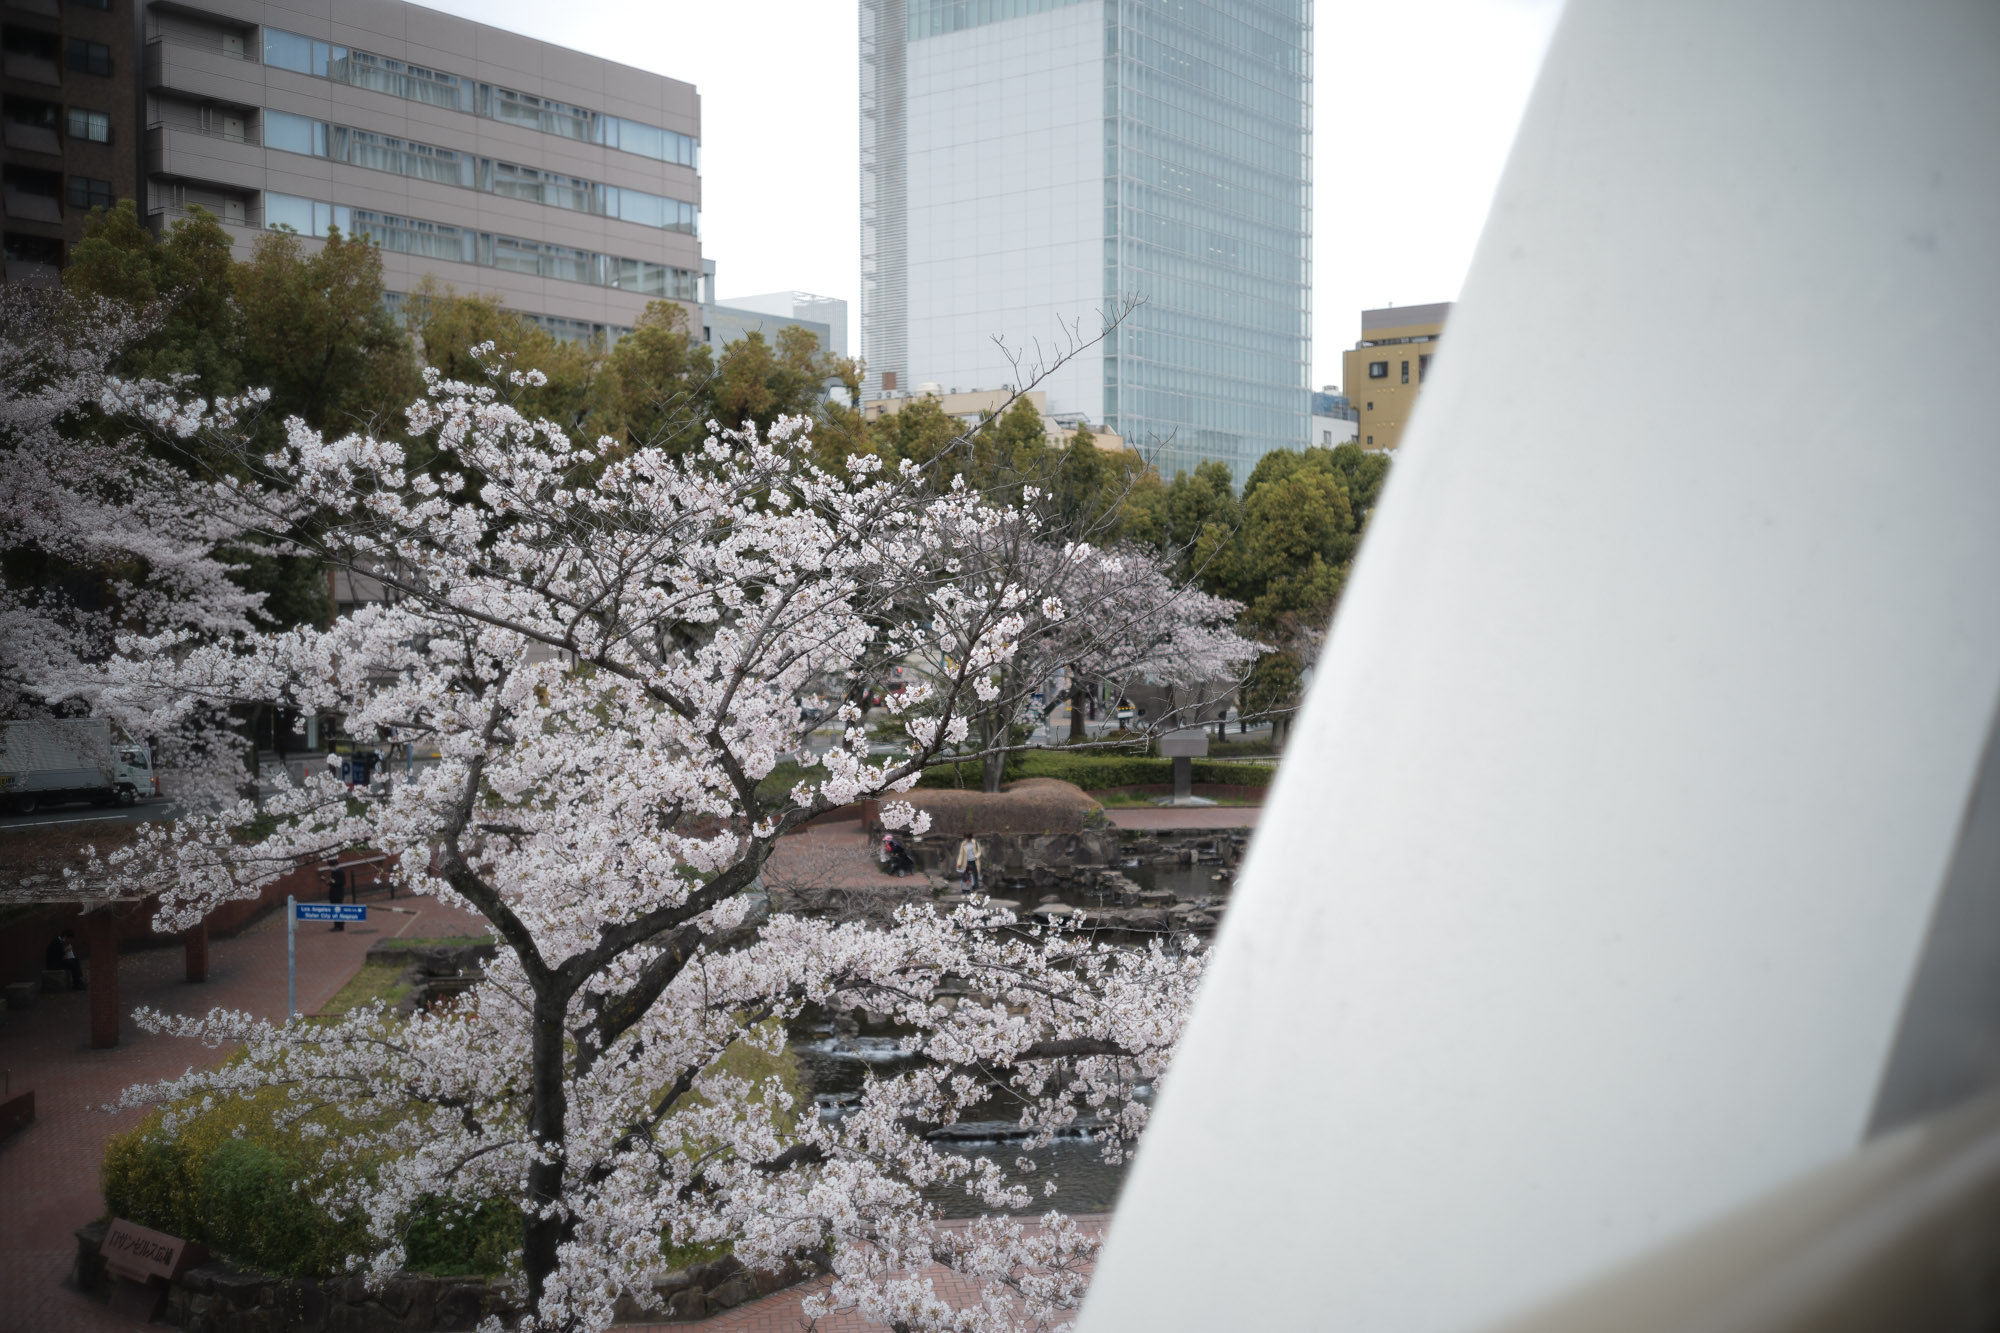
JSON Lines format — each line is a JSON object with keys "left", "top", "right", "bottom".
{"left": 0, "top": 891, "right": 488, "bottom": 1333}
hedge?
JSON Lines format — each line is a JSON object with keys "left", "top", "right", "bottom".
{"left": 101, "top": 1020, "right": 808, "bottom": 1280}
{"left": 915, "top": 750, "right": 1274, "bottom": 791}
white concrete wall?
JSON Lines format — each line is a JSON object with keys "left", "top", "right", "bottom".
{"left": 904, "top": 2, "right": 1102, "bottom": 419}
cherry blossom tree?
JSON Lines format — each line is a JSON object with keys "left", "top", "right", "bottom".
{"left": 0, "top": 286, "right": 269, "bottom": 809}
{"left": 91, "top": 354, "right": 1205, "bottom": 1332}
{"left": 930, "top": 516, "right": 1260, "bottom": 790}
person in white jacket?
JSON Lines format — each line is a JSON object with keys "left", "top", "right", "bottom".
{"left": 954, "top": 833, "right": 984, "bottom": 892}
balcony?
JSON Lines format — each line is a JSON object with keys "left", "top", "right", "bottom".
{"left": 2, "top": 49, "right": 59, "bottom": 86}
{"left": 144, "top": 35, "right": 260, "bottom": 103}
{"left": 146, "top": 122, "right": 264, "bottom": 190}
{"left": 2, "top": 119, "right": 58, "bottom": 155}
{"left": 2, "top": 185, "right": 61, "bottom": 223}
{"left": 3, "top": 258, "right": 60, "bottom": 285}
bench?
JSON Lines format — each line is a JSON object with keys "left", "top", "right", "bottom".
{"left": 4, "top": 981, "right": 38, "bottom": 1011}
{"left": 40, "top": 968, "right": 74, "bottom": 993}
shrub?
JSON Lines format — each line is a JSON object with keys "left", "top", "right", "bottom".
{"left": 916, "top": 750, "right": 1274, "bottom": 792}
{"left": 102, "top": 1087, "right": 372, "bottom": 1278}
{"left": 404, "top": 1196, "right": 521, "bottom": 1277}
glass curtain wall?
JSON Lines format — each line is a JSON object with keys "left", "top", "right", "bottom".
{"left": 1103, "top": 0, "right": 1311, "bottom": 483}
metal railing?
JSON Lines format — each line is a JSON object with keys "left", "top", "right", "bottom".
{"left": 144, "top": 28, "right": 255, "bottom": 59}
{"left": 148, "top": 117, "right": 261, "bottom": 147}
{"left": 1494, "top": 1087, "right": 2000, "bottom": 1333}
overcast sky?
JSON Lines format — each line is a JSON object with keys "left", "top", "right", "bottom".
{"left": 417, "top": 0, "right": 1562, "bottom": 395}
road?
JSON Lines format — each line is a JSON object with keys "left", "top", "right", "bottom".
{"left": 0, "top": 797, "right": 179, "bottom": 832}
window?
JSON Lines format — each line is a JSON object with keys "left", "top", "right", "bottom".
{"left": 263, "top": 109, "right": 321, "bottom": 156}
{"left": 1419, "top": 353, "right": 1431, "bottom": 382}
{"left": 66, "top": 107, "right": 110, "bottom": 143}
{"left": 263, "top": 192, "right": 349, "bottom": 238}
{"left": 66, "top": 38, "right": 110, "bottom": 75}
{"left": 66, "top": 174, "right": 112, "bottom": 209}
{"left": 1366, "top": 402, "right": 1373, "bottom": 411}
{"left": 1368, "top": 360, "right": 1388, "bottom": 379}
{"left": 262, "top": 28, "right": 321, "bottom": 74}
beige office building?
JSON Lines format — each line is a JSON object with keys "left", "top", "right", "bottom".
{"left": 136, "top": 0, "right": 701, "bottom": 339}
{"left": 1342, "top": 302, "right": 1450, "bottom": 452}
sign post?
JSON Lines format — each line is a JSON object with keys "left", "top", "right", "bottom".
{"left": 287, "top": 900, "right": 366, "bottom": 1019}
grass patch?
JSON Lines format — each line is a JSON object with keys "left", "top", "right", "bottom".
{"left": 917, "top": 750, "right": 1276, "bottom": 792}
{"left": 318, "top": 959, "right": 414, "bottom": 1017}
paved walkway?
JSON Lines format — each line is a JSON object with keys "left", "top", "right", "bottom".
{"left": 1104, "top": 805, "right": 1261, "bottom": 830}
{"left": 0, "top": 892, "right": 488, "bottom": 1333}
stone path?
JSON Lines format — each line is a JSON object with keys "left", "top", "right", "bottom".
{"left": 0, "top": 891, "right": 488, "bottom": 1333}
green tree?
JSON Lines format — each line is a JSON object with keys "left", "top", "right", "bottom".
{"left": 65, "top": 202, "right": 242, "bottom": 395}
{"left": 590, "top": 300, "right": 713, "bottom": 454}
{"left": 233, "top": 227, "right": 418, "bottom": 434}
{"left": 709, "top": 325, "right": 831, "bottom": 436}
{"left": 405, "top": 280, "right": 598, "bottom": 430}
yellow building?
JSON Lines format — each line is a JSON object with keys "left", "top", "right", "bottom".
{"left": 1341, "top": 302, "right": 1451, "bottom": 452}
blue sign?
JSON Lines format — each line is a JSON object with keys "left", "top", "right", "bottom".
{"left": 296, "top": 903, "right": 366, "bottom": 922}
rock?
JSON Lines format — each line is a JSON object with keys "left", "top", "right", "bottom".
{"left": 666, "top": 1288, "right": 707, "bottom": 1320}
{"left": 436, "top": 1281, "right": 488, "bottom": 1330}
{"left": 3, "top": 981, "right": 37, "bottom": 1010}
{"left": 708, "top": 1273, "right": 755, "bottom": 1309}
{"left": 377, "top": 1275, "right": 420, "bottom": 1318}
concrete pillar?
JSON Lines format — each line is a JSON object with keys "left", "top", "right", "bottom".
{"left": 184, "top": 918, "right": 208, "bottom": 983}
{"left": 1083, "top": 2, "right": 2000, "bottom": 1330}
{"left": 86, "top": 912, "right": 118, "bottom": 1049}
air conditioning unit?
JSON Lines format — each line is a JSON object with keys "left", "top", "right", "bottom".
{"left": 222, "top": 199, "right": 245, "bottom": 225}
{"left": 221, "top": 32, "right": 243, "bottom": 58}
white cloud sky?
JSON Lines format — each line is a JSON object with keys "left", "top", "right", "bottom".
{"left": 414, "top": 0, "right": 1560, "bottom": 395}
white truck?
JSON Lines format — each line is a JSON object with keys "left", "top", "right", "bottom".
{"left": 0, "top": 718, "right": 158, "bottom": 814}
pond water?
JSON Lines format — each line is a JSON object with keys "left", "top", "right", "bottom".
{"left": 792, "top": 1028, "right": 1142, "bottom": 1216}
{"left": 784, "top": 848, "right": 1234, "bottom": 1218}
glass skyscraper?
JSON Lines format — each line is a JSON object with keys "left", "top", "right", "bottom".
{"left": 861, "top": 0, "right": 1311, "bottom": 485}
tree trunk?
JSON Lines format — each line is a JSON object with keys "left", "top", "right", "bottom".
{"left": 981, "top": 747, "right": 1006, "bottom": 794}
{"left": 1067, "top": 680, "right": 1087, "bottom": 743}
{"left": 241, "top": 704, "right": 264, "bottom": 808}
{"left": 522, "top": 988, "right": 571, "bottom": 1319}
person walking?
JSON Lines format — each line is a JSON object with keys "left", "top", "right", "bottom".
{"left": 954, "top": 833, "right": 984, "bottom": 892}
{"left": 44, "top": 930, "right": 84, "bottom": 990}
{"left": 326, "top": 856, "right": 349, "bottom": 931}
